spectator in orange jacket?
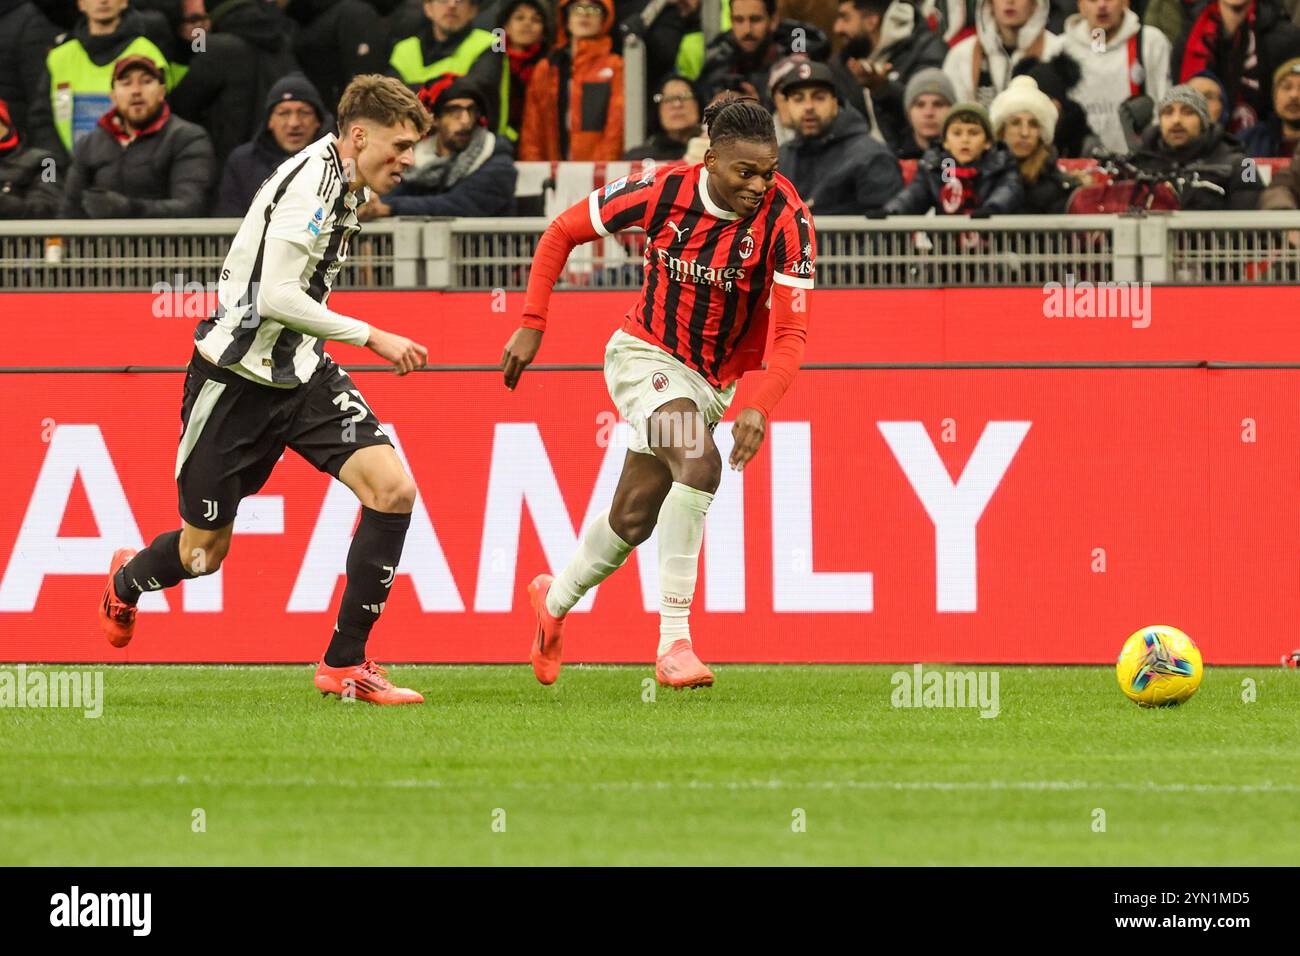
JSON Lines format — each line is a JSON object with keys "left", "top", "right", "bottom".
{"left": 519, "top": 0, "right": 624, "bottom": 161}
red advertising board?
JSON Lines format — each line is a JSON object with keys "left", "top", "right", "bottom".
{"left": 0, "top": 292, "right": 1296, "bottom": 665}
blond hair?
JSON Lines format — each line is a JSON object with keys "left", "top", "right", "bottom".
{"left": 336, "top": 74, "right": 432, "bottom": 138}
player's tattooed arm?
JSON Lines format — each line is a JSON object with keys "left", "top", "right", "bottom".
{"left": 501, "top": 327, "right": 542, "bottom": 390}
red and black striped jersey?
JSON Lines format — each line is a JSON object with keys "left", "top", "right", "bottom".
{"left": 588, "top": 162, "right": 815, "bottom": 388}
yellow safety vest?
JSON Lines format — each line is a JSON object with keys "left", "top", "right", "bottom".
{"left": 46, "top": 36, "right": 173, "bottom": 153}
{"left": 389, "top": 28, "right": 513, "bottom": 140}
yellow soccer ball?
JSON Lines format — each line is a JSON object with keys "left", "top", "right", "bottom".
{"left": 1116, "top": 625, "right": 1203, "bottom": 707}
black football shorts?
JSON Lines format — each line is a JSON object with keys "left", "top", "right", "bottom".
{"left": 174, "top": 349, "right": 393, "bottom": 530}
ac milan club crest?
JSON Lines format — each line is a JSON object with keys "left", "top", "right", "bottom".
{"left": 738, "top": 233, "right": 755, "bottom": 259}
{"left": 652, "top": 372, "right": 669, "bottom": 392}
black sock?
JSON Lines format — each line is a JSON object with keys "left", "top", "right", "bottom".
{"left": 325, "top": 507, "right": 411, "bottom": 667}
{"left": 114, "top": 529, "right": 193, "bottom": 605}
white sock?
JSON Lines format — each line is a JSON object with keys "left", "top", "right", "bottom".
{"left": 656, "top": 481, "right": 713, "bottom": 655}
{"left": 546, "top": 510, "right": 633, "bottom": 618}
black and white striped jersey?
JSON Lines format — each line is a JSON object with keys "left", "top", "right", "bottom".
{"left": 195, "top": 134, "right": 370, "bottom": 387}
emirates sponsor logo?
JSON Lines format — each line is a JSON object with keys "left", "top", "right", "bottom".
{"left": 655, "top": 247, "right": 746, "bottom": 288}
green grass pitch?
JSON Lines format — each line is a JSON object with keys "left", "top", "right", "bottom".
{"left": 1, "top": 664, "right": 1297, "bottom": 865}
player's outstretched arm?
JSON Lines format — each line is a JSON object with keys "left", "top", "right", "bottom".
{"left": 257, "top": 237, "right": 428, "bottom": 375}
{"left": 501, "top": 199, "right": 603, "bottom": 390}
{"left": 729, "top": 282, "right": 809, "bottom": 472}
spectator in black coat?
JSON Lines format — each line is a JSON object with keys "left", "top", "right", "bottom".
{"left": 618, "top": 0, "right": 703, "bottom": 104}
{"left": 897, "top": 66, "right": 954, "bottom": 159}
{"left": 991, "top": 74, "right": 1077, "bottom": 213}
{"left": 286, "top": 0, "right": 392, "bottom": 109}
{"left": 0, "top": 0, "right": 60, "bottom": 133}
{"left": 0, "top": 96, "right": 62, "bottom": 218}
{"left": 776, "top": 60, "right": 904, "bottom": 214}
{"left": 361, "top": 74, "right": 517, "bottom": 218}
{"left": 1130, "top": 83, "right": 1261, "bottom": 209}
{"left": 214, "top": 73, "right": 329, "bottom": 217}
{"left": 697, "top": 0, "right": 830, "bottom": 106}
{"left": 883, "top": 101, "right": 1025, "bottom": 213}
{"left": 829, "top": 0, "right": 949, "bottom": 148}
{"left": 624, "top": 73, "right": 703, "bottom": 160}
{"left": 168, "top": 0, "right": 301, "bottom": 165}
{"left": 61, "top": 55, "right": 215, "bottom": 217}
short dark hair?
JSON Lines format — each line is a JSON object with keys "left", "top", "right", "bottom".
{"left": 842, "top": 0, "right": 889, "bottom": 15}
{"left": 734, "top": 0, "right": 779, "bottom": 16}
{"left": 703, "top": 91, "right": 776, "bottom": 148}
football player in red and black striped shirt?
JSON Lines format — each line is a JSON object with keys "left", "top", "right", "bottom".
{"left": 501, "top": 93, "right": 815, "bottom": 689}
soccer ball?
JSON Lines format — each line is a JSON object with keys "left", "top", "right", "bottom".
{"left": 1116, "top": 625, "right": 1203, "bottom": 707}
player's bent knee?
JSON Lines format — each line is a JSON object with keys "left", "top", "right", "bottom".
{"left": 676, "top": 450, "right": 722, "bottom": 495}
{"left": 367, "top": 478, "right": 417, "bottom": 514}
{"left": 179, "top": 526, "right": 232, "bottom": 576}
{"left": 610, "top": 506, "right": 656, "bottom": 547}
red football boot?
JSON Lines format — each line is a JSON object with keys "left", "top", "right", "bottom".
{"left": 656, "top": 639, "right": 714, "bottom": 689}
{"left": 98, "top": 547, "right": 138, "bottom": 648}
{"left": 314, "top": 659, "right": 424, "bottom": 705}
{"left": 527, "top": 573, "right": 565, "bottom": 685}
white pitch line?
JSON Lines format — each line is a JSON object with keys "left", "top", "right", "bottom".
{"left": 57, "top": 777, "right": 1300, "bottom": 795}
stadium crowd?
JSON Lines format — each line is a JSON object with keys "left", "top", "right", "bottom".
{"left": 3, "top": 0, "right": 1300, "bottom": 219}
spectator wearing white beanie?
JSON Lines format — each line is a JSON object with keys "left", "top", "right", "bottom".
{"left": 990, "top": 75, "right": 1078, "bottom": 213}
{"left": 990, "top": 75, "right": 1057, "bottom": 145}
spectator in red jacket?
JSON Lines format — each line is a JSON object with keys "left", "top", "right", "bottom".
{"left": 519, "top": 0, "right": 624, "bottom": 160}
{"left": 1174, "top": 0, "right": 1300, "bottom": 133}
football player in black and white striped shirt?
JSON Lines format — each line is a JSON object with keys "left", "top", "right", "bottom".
{"left": 98, "top": 76, "right": 433, "bottom": 705}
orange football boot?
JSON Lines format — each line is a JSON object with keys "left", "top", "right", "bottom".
{"left": 527, "top": 573, "right": 565, "bottom": 685}
{"left": 98, "top": 547, "right": 138, "bottom": 648}
{"left": 314, "top": 659, "right": 424, "bottom": 705}
{"left": 656, "top": 639, "right": 714, "bottom": 689}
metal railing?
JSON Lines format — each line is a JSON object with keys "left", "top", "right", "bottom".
{"left": 1139, "top": 211, "right": 1300, "bottom": 283}
{"left": 4, "top": 212, "right": 1300, "bottom": 292}
{"left": 0, "top": 218, "right": 421, "bottom": 291}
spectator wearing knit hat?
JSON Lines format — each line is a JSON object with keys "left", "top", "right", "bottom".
{"left": 361, "top": 74, "right": 516, "bottom": 219}
{"left": 61, "top": 55, "right": 214, "bottom": 218}
{"left": 0, "top": 95, "right": 62, "bottom": 218}
{"left": 214, "top": 73, "right": 330, "bottom": 217}
{"left": 1010, "top": 52, "right": 1098, "bottom": 156}
{"left": 883, "top": 101, "right": 1025, "bottom": 214}
{"left": 1129, "top": 83, "right": 1260, "bottom": 210}
{"left": 1186, "top": 69, "right": 1229, "bottom": 126}
{"left": 897, "top": 67, "right": 955, "bottom": 159}
{"left": 1239, "top": 57, "right": 1300, "bottom": 158}
{"left": 991, "top": 74, "right": 1079, "bottom": 213}
{"left": 776, "top": 59, "right": 904, "bottom": 214}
